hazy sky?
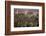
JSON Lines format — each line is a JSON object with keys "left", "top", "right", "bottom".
{"left": 14, "top": 8, "right": 39, "bottom": 15}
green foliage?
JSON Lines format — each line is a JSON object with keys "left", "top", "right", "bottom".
{"left": 14, "top": 13, "right": 39, "bottom": 27}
